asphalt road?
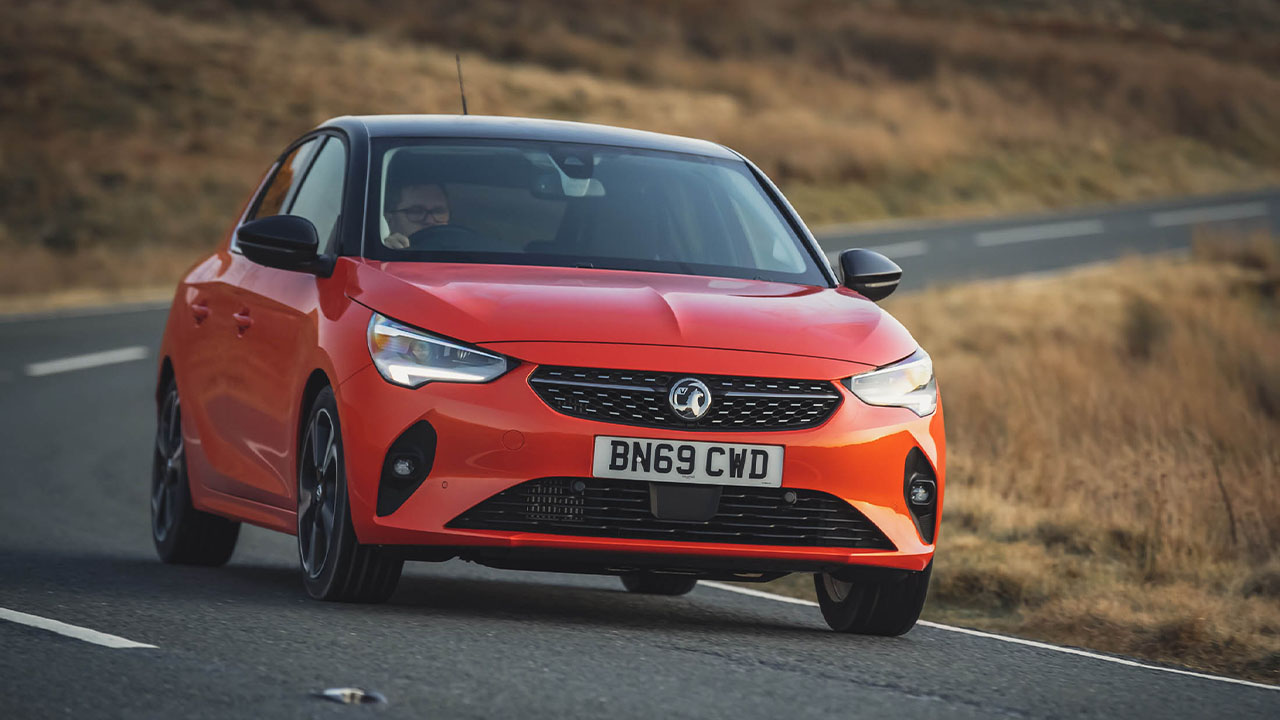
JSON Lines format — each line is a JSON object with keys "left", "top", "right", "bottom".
{"left": 818, "top": 186, "right": 1280, "bottom": 291}
{"left": 2, "top": 188, "right": 1278, "bottom": 718}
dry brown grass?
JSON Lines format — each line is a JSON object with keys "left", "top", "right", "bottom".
{"left": 763, "top": 235, "right": 1280, "bottom": 683}
{"left": 0, "top": 243, "right": 201, "bottom": 299}
{"left": 3, "top": 0, "right": 1280, "bottom": 296}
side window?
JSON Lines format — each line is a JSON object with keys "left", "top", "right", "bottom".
{"left": 287, "top": 137, "right": 347, "bottom": 254}
{"left": 252, "top": 138, "right": 320, "bottom": 220}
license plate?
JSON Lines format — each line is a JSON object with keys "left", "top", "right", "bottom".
{"left": 591, "top": 436, "right": 783, "bottom": 488}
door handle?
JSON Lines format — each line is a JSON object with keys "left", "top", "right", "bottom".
{"left": 191, "top": 301, "right": 210, "bottom": 325}
{"left": 233, "top": 308, "right": 253, "bottom": 335}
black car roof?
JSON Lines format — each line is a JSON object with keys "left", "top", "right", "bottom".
{"left": 321, "top": 114, "right": 739, "bottom": 160}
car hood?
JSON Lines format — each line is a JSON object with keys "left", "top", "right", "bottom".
{"left": 346, "top": 260, "right": 917, "bottom": 367}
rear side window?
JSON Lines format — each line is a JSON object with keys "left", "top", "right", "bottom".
{"left": 252, "top": 138, "right": 320, "bottom": 219}
{"left": 287, "top": 137, "right": 347, "bottom": 254}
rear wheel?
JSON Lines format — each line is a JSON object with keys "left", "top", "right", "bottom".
{"left": 297, "top": 386, "right": 403, "bottom": 602}
{"left": 813, "top": 562, "right": 932, "bottom": 636}
{"left": 620, "top": 572, "right": 698, "bottom": 596}
{"left": 151, "top": 379, "right": 240, "bottom": 565}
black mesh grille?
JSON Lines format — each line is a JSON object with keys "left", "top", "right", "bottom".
{"left": 448, "top": 477, "right": 894, "bottom": 549}
{"left": 528, "top": 366, "right": 842, "bottom": 431}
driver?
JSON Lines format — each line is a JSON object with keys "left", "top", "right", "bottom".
{"left": 382, "top": 182, "right": 451, "bottom": 249}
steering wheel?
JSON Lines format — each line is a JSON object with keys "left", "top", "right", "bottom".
{"left": 408, "top": 224, "right": 484, "bottom": 251}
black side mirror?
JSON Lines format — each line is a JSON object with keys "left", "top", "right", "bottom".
{"left": 236, "top": 215, "right": 333, "bottom": 276}
{"left": 839, "top": 248, "right": 902, "bottom": 301}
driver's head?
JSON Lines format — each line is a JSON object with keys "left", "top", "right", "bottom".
{"left": 385, "top": 182, "right": 451, "bottom": 237}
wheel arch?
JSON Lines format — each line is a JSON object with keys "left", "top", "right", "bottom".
{"left": 297, "top": 369, "right": 334, "bottom": 455}
{"left": 155, "top": 356, "right": 175, "bottom": 405}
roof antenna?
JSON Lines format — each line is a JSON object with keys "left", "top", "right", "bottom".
{"left": 455, "top": 54, "right": 469, "bottom": 115}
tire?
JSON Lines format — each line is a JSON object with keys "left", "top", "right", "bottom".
{"left": 813, "top": 562, "right": 932, "bottom": 636}
{"left": 151, "top": 378, "right": 240, "bottom": 565}
{"left": 620, "top": 572, "right": 698, "bottom": 596}
{"left": 297, "top": 386, "right": 403, "bottom": 602}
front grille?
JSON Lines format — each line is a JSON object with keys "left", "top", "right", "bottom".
{"left": 448, "top": 477, "right": 895, "bottom": 549}
{"left": 528, "top": 366, "right": 842, "bottom": 431}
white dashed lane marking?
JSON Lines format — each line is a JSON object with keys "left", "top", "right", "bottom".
{"left": 0, "top": 607, "right": 157, "bottom": 649}
{"left": 24, "top": 346, "right": 149, "bottom": 377}
{"left": 974, "top": 219, "right": 1105, "bottom": 247}
{"left": 700, "top": 582, "right": 1279, "bottom": 693}
{"left": 863, "top": 240, "right": 929, "bottom": 259}
{"left": 1149, "top": 202, "right": 1270, "bottom": 227}
{"left": 824, "top": 240, "right": 929, "bottom": 268}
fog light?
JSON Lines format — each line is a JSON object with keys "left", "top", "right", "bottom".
{"left": 377, "top": 421, "right": 436, "bottom": 517}
{"left": 392, "top": 456, "right": 416, "bottom": 478}
{"left": 908, "top": 479, "right": 934, "bottom": 506}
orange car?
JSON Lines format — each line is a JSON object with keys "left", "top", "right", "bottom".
{"left": 152, "top": 116, "right": 944, "bottom": 635}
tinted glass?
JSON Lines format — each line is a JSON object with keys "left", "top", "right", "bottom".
{"left": 287, "top": 137, "right": 346, "bottom": 254}
{"left": 252, "top": 138, "right": 319, "bottom": 219}
{"left": 367, "top": 139, "right": 827, "bottom": 286}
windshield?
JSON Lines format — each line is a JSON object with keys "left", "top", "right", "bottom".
{"left": 365, "top": 138, "right": 829, "bottom": 286}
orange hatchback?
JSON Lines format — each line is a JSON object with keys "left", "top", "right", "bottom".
{"left": 153, "top": 116, "right": 944, "bottom": 635}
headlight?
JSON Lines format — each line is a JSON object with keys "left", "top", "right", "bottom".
{"left": 367, "top": 313, "right": 514, "bottom": 388}
{"left": 842, "top": 348, "right": 936, "bottom": 416}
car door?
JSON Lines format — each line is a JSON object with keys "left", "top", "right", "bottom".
{"left": 221, "top": 134, "right": 350, "bottom": 507}
{"left": 173, "top": 200, "right": 262, "bottom": 499}
{"left": 201, "top": 136, "right": 322, "bottom": 503}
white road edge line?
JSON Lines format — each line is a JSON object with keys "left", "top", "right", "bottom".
{"left": 699, "top": 582, "right": 1278, "bottom": 692}
{"left": 24, "top": 346, "right": 149, "bottom": 377}
{"left": 975, "top": 219, "right": 1105, "bottom": 247}
{"left": 1150, "top": 202, "right": 1269, "bottom": 227}
{"left": 0, "top": 607, "right": 156, "bottom": 649}
{"left": 0, "top": 300, "right": 171, "bottom": 325}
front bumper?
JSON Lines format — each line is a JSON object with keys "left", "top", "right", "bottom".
{"left": 337, "top": 343, "right": 945, "bottom": 573}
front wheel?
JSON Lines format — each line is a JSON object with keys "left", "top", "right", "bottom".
{"left": 297, "top": 386, "right": 403, "bottom": 602}
{"left": 814, "top": 562, "right": 932, "bottom": 636}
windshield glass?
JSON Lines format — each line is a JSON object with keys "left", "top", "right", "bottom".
{"left": 365, "top": 138, "right": 829, "bottom": 286}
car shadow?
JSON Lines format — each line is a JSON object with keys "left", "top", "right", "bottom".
{"left": 385, "top": 569, "right": 825, "bottom": 636}
{"left": 0, "top": 546, "right": 834, "bottom": 640}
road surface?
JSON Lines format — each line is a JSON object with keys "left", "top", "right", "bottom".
{"left": 818, "top": 186, "right": 1279, "bottom": 291}
{"left": 1, "top": 188, "right": 1277, "bottom": 718}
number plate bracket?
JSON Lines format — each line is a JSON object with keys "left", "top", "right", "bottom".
{"left": 648, "top": 483, "right": 722, "bottom": 521}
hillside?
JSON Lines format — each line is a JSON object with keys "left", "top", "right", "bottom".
{"left": 2, "top": 0, "right": 1280, "bottom": 294}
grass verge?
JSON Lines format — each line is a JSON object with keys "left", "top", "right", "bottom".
{"left": 4, "top": 0, "right": 1280, "bottom": 296}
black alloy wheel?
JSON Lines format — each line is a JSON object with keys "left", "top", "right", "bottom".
{"left": 298, "top": 406, "right": 339, "bottom": 579}
{"left": 297, "top": 386, "right": 403, "bottom": 602}
{"left": 151, "top": 378, "right": 240, "bottom": 565}
{"left": 813, "top": 561, "right": 932, "bottom": 636}
{"left": 620, "top": 571, "right": 699, "bottom": 596}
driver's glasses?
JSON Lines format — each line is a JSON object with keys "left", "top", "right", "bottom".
{"left": 390, "top": 204, "right": 449, "bottom": 223}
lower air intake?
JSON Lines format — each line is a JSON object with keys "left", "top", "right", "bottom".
{"left": 448, "top": 477, "right": 895, "bottom": 550}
